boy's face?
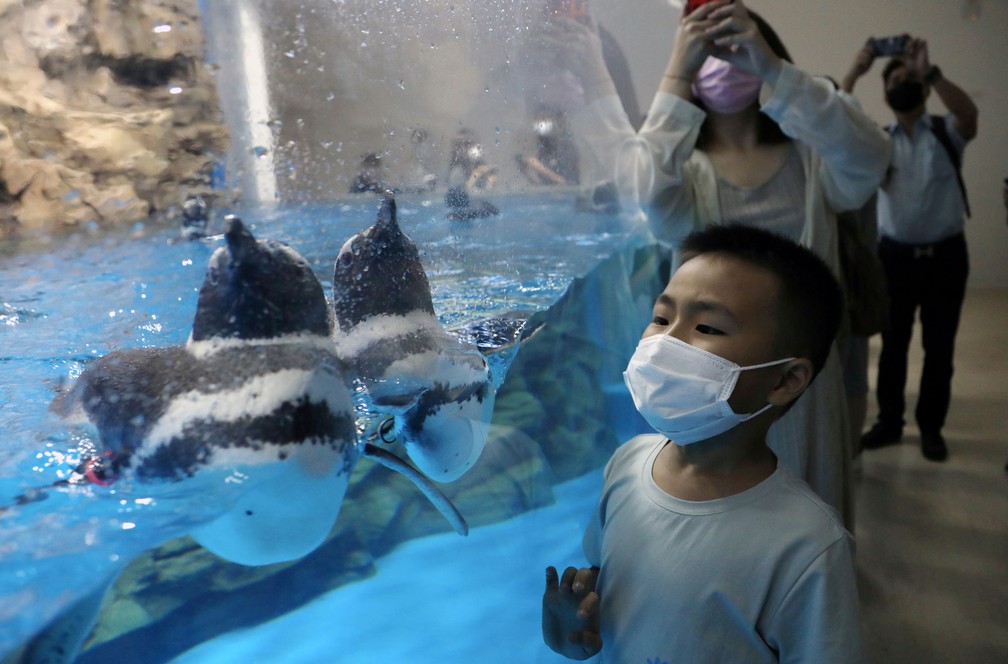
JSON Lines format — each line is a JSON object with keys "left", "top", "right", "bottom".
{"left": 641, "top": 253, "right": 787, "bottom": 415}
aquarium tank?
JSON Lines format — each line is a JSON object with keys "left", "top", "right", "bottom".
{"left": 0, "top": 1, "right": 673, "bottom": 662}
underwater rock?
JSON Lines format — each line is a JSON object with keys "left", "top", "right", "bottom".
{"left": 0, "top": 0, "right": 228, "bottom": 239}
{"left": 492, "top": 242, "right": 671, "bottom": 480}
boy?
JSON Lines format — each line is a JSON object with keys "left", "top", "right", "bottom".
{"left": 543, "top": 224, "right": 863, "bottom": 662}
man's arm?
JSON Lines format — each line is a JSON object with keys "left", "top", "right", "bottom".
{"left": 908, "top": 38, "right": 978, "bottom": 141}
{"left": 928, "top": 70, "right": 978, "bottom": 141}
{"left": 840, "top": 41, "right": 875, "bottom": 94}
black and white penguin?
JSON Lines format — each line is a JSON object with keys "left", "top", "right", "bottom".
{"left": 52, "top": 217, "right": 358, "bottom": 566}
{"left": 332, "top": 193, "right": 496, "bottom": 482}
{"left": 23, "top": 216, "right": 474, "bottom": 664}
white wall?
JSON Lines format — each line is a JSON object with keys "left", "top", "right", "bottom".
{"left": 595, "top": 0, "right": 1008, "bottom": 289}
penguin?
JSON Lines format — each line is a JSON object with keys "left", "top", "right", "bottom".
{"left": 16, "top": 216, "right": 475, "bottom": 664}
{"left": 332, "top": 193, "right": 496, "bottom": 482}
{"left": 45, "top": 217, "right": 467, "bottom": 552}
{"left": 51, "top": 217, "right": 359, "bottom": 565}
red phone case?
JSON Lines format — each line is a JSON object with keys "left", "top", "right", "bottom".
{"left": 685, "top": 0, "right": 720, "bottom": 16}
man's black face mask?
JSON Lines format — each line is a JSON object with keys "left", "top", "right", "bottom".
{"left": 886, "top": 79, "right": 925, "bottom": 112}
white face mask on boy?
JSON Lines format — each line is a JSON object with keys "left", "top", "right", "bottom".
{"left": 623, "top": 335, "right": 794, "bottom": 445}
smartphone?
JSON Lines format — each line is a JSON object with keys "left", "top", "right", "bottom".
{"left": 545, "top": 0, "right": 590, "bottom": 23}
{"left": 870, "top": 35, "right": 908, "bottom": 57}
{"left": 685, "top": 0, "right": 727, "bottom": 16}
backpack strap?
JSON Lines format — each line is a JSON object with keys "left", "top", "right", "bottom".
{"left": 928, "top": 114, "right": 971, "bottom": 218}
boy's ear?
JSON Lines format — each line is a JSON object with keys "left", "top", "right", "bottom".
{"left": 767, "top": 359, "right": 814, "bottom": 408}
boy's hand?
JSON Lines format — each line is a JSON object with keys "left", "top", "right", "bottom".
{"left": 542, "top": 565, "right": 602, "bottom": 659}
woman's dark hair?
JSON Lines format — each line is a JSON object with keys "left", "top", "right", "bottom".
{"left": 696, "top": 9, "right": 792, "bottom": 149}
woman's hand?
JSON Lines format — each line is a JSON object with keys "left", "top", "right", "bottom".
{"left": 666, "top": 0, "right": 727, "bottom": 81}
{"left": 533, "top": 16, "right": 612, "bottom": 107}
{"left": 702, "top": 0, "right": 783, "bottom": 82}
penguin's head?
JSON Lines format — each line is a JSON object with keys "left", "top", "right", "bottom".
{"left": 332, "top": 192, "right": 435, "bottom": 331}
{"left": 192, "top": 216, "right": 330, "bottom": 341}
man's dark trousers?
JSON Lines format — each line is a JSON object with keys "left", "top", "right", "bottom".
{"left": 875, "top": 232, "right": 969, "bottom": 435}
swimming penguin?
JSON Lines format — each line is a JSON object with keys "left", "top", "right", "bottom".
{"left": 17, "top": 217, "right": 475, "bottom": 664}
{"left": 333, "top": 192, "right": 496, "bottom": 482}
{"left": 51, "top": 217, "right": 358, "bottom": 565}
{"left": 50, "top": 217, "right": 467, "bottom": 566}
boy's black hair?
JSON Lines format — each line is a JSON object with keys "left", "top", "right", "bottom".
{"left": 678, "top": 224, "right": 843, "bottom": 375}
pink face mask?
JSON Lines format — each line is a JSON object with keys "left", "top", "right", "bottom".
{"left": 691, "top": 57, "right": 763, "bottom": 114}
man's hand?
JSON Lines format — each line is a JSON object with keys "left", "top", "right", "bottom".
{"left": 542, "top": 565, "right": 602, "bottom": 659}
{"left": 904, "top": 37, "right": 931, "bottom": 77}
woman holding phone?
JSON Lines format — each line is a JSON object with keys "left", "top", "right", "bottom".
{"left": 549, "top": 0, "right": 891, "bottom": 529}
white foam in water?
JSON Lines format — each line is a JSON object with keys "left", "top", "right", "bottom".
{"left": 170, "top": 471, "right": 603, "bottom": 664}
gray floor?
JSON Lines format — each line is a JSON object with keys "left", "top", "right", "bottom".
{"left": 856, "top": 288, "right": 1008, "bottom": 664}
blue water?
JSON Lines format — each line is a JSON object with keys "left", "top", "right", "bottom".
{"left": 172, "top": 471, "right": 601, "bottom": 664}
{"left": 0, "top": 191, "right": 643, "bottom": 660}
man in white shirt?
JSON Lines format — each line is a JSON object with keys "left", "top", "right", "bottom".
{"left": 842, "top": 35, "right": 978, "bottom": 462}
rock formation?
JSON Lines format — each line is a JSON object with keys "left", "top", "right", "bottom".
{"left": 0, "top": 0, "right": 228, "bottom": 239}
